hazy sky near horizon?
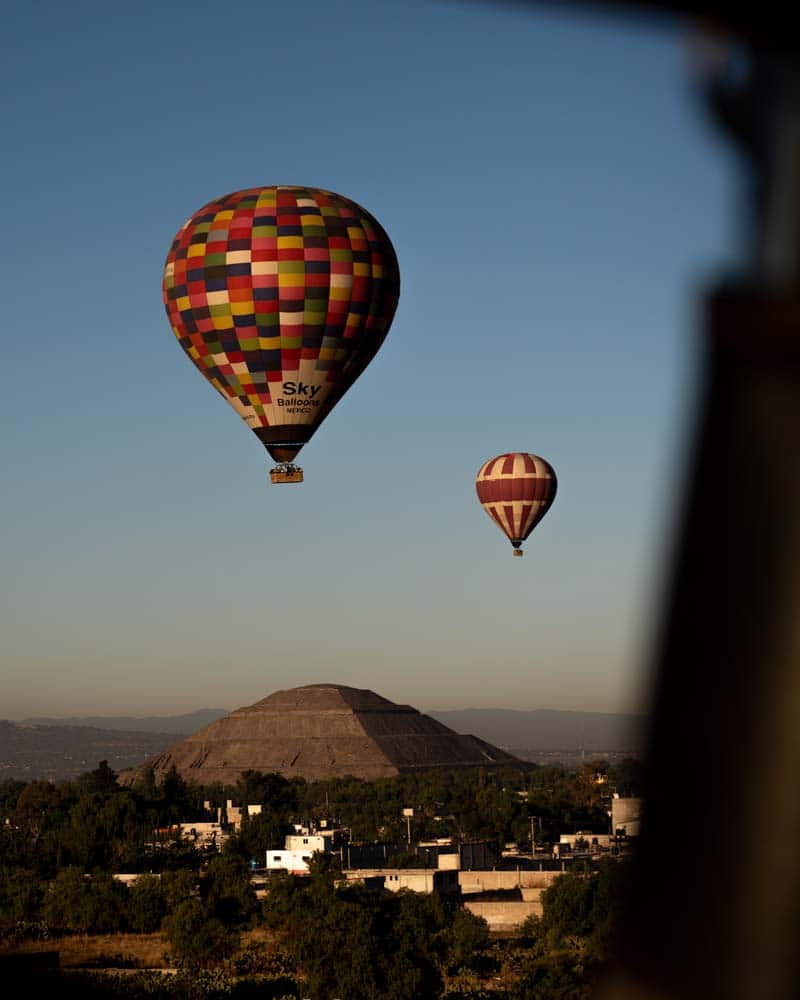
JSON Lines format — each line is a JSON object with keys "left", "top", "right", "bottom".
{"left": 2, "top": 1, "right": 738, "bottom": 719}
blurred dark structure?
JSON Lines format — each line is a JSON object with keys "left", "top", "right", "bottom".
{"left": 498, "top": 2, "right": 800, "bottom": 996}
{"left": 622, "top": 25, "right": 800, "bottom": 1000}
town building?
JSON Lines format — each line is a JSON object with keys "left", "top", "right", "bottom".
{"left": 558, "top": 831, "right": 615, "bottom": 851}
{"left": 611, "top": 795, "right": 642, "bottom": 837}
{"left": 342, "top": 868, "right": 460, "bottom": 895}
{"left": 180, "top": 820, "right": 227, "bottom": 850}
{"left": 266, "top": 824, "right": 349, "bottom": 873}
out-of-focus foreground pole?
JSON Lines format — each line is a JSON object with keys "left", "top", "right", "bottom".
{"left": 599, "top": 43, "right": 800, "bottom": 1000}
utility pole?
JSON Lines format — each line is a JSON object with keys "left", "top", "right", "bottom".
{"left": 402, "top": 807, "right": 413, "bottom": 849}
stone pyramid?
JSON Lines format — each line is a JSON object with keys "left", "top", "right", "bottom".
{"left": 129, "top": 683, "right": 521, "bottom": 784}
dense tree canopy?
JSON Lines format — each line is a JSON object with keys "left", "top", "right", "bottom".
{"left": 0, "top": 758, "right": 636, "bottom": 998}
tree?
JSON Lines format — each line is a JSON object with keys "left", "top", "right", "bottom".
{"left": 13, "top": 781, "right": 64, "bottom": 843}
{"left": 307, "top": 850, "right": 342, "bottom": 889}
{"left": 82, "top": 871, "right": 129, "bottom": 933}
{"left": 127, "top": 873, "right": 166, "bottom": 933}
{"left": 230, "top": 809, "right": 289, "bottom": 861}
{"left": 41, "top": 868, "right": 126, "bottom": 933}
{"left": 265, "top": 868, "right": 445, "bottom": 1000}
{"left": 0, "top": 779, "right": 26, "bottom": 815}
{"left": 0, "top": 866, "right": 44, "bottom": 930}
{"left": 234, "top": 770, "right": 296, "bottom": 811}
{"left": 444, "top": 907, "right": 491, "bottom": 973}
{"left": 160, "top": 765, "right": 191, "bottom": 819}
{"left": 160, "top": 868, "right": 198, "bottom": 914}
{"left": 42, "top": 867, "right": 92, "bottom": 933}
{"left": 134, "top": 766, "right": 157, "bottom": 800}
{"left": 535, "top": 861, "right": 631, "bottom": 962}
{"left": 79, "top": 760, "right": 119, "bottom": 795}
{"left": 512, "top": 950, "right": 596, "bottom": 1000}
{"left": 203, "top": 852, "right": 257, "bottom": 927}
{"left": 383, "top": 890, "right": 446, "bottom": 998}
{"left": 60, "top": 789, "right": 147, "bottom": 871}
{"left": 539, "top": 871, "right": 597, "bottom": 944}
{"left": 162, "top": 898, "right": 238, "bottom": 968}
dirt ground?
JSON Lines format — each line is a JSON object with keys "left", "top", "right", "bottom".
{"left": 0, "top": 927, "right": 277, "bottom": 970}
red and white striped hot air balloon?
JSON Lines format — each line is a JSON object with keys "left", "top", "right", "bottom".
{"left": 475, "top": 453, "right": 557, "bottom": 556}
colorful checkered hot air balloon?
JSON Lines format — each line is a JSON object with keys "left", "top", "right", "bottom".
{"left": 163, "top": 186, "right": 400, "bottom": 483}
{"left": 475, "top": 453, "right": 557, "bottom": 556}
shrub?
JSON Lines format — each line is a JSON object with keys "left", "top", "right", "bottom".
{"left": 162, "top": 899, "right": 238, "bottom": 969}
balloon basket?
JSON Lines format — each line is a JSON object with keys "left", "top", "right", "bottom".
{"left": 513, "top": 548, "right": 524, "bottom": 557}
{"left": 270, "top": 463, "right": 304, "bottom": 484}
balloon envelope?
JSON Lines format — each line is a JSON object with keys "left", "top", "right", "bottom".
{"left": 475, "top": 453, "right": 557, "bottom": 554}
{"left": 163, "top": 186, "right": 400, "bottom": 470}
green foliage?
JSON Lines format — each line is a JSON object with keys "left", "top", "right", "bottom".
{"left": 511, "top": 948, "right": 597, "bottom": 1000}
{"left": 134, "top": 766, "right": 157, "bottom": 799}
{"left": 161, "top": 868, "right": 199, "bottom": 914}
{"left": 265, "top": 870, "right": 447, "bottom": 1000}
{"left": 0, "top": 760, "right": 631, "bottom": 999}
{"left": 127, "top": 873, "right": 167, "bottom": 933}
{"left": 286, "top": 767, "right": 534, "bottom": 846}
{"left": 536, "top": 861, "right": 629, "bottom": 959}
{"left": 42, "top": 867, "right": 128, "bottom": 933}
{"left": 233, "top": 771, "right": 296, "bottom": 812}
{"left": 229, "top": 810, "right": 289, "bottom": 860}
{"left": 0, "top": 865, "right": 44, "bottom": 930}
{"left": 0, "top": 779, "right": 26, "bottom": 814}
{"left": 79, "top": 760, "right": 120, "bottom": 795}
{"left": 306, "top": 849, "right": 341, "bottom": 886}
{"left": 444, "top": 908, "right": 491, "bottom": 973}
{"left": 162, "top": 898, "right": 239, "bottom": 968}
{"left": 525, "top": 766, "right": 611, "bottom": 843}
{"left": 202, "top": 853, "right": 257, "bottom": 928}
{"left": 223, "top": 944, "right": 296, "bottom": 978}
{"left": 443, "top": 986, "right": 507, "bottom": 1000}
{"left": 160, "top": 765, "right": 193, "bottom": 821}
{"left": 12, "top": 968, "right": 300, "bottom": 998}
{"left": 384, "top": 889, "right": 447, "bottom": 998}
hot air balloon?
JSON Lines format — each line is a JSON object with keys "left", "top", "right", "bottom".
{"left": 475, "top": 453, "right": 557, "bottom": 556}
{"left": 163, "top": 186, "right": 400, "bottom": 483}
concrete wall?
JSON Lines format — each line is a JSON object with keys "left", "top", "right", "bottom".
{"left": 266, "top": 849, "right": 312, "bottom": 873}
{"left": 458, "top": 870, "right": 564, "bottom": 893}
{"left": 559, "top": 832, "right": 614, "bottom": 848}
{"left": 343, "top": 868, "right": 459, "bottom": 894}
{"left": 465, "top": 899, "right": 543, "bottom": 931}
{"left": 612, "top": 797, "right": 642, "bottom": 836}
{"left": 285, "top": 834, "right": 326, "bottom": 852}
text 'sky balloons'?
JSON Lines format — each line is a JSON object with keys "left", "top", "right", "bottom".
{"left": 475, "top": 453, "right": 557, "bottom": 556}
{"left": 163, "top": 186, "right": 400, "bottom": 483}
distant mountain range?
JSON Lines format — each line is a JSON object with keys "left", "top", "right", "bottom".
{"left": 429, "top": 708, "right": 643, "bottom": 755}
{"left": 21, "top": 706, "right": 643, "bottom": 753}
{"left": 2, "top": 706, "right": 643, "bottom": 782}
{"left": 0, "top": 721, "right": 183, "bottom": 783}
{"left": 22, "top": 709, "right": 228, "bottom": 735}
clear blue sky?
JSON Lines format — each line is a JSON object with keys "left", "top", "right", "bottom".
{"left": 2, "top": 0, "right": 738, "bottom": 719}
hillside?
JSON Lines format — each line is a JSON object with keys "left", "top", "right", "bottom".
{"left": 0, "top": 721, "right": 179, "bottom": 782}
{"left": 429, "top": 708, "right": 643, "bottom": 756}
{"left": 22, "top": 708, "right": 227, "bottom": 734}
